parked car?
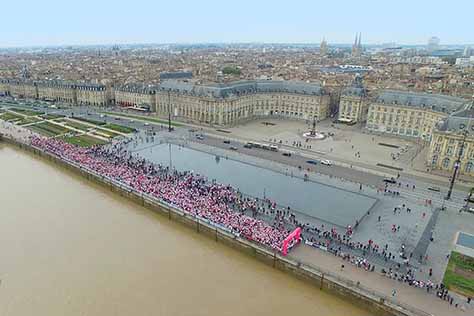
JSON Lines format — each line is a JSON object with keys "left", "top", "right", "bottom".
{"left": 196, "top": 135, "right": 204, "bottom": 140}
{"left": 229, "top": 146, "right": 238, "bottom": 150}
{"left": 306, "top": 160, "right": 319, "bottom": 165}
{"left": 223, "top": 140, "right": 231, "bottom": 144}
{"left": 282, "top": 152, "right": 292, "bottom": 157}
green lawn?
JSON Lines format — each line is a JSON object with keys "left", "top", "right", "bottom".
{"left": 27, "top": 121, "right": 70, "bottom": 136}
{"left": 61, "top": 135, "right": 107, "bottom": 147}
{"left": 443, "top": 251, "right": 474, "bottom": 297}
{"left": 73, "top": 117, "right": 106, "bottom": 126}
{"left": 1, "top": 112, "right": 24, "bottom": 121}
{"left": 27, "top": 124, "right": 58, "bottom": 137}
{"left": 63, "top": 121, "right": 91, "bottom": 132}
{"left": 103, "top": 112, "right": 182, "bottom": 127}
{"left": 16, "top": 117, "right": 42, "bottom": 125}
{"left": 41, "top": 113, "right": 65, "bottom": 120}
{"left": 103, "top": 123, "right": 136, "bottom": 134}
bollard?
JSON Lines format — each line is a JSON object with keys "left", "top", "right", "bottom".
{"left": 320, "top": 273, "right": 324, "bottom": 290}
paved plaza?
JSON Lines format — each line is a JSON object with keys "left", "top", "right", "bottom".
{"left": 227, "top": 118, "right": 420, "bottom": 170}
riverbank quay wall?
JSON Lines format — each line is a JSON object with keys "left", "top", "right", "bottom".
{"left": 0, "top": 135, "right": 430, "bottom": 316}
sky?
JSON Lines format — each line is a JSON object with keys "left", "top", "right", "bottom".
{"left": 1, "top": 0, "right": 473, "bottom": 47}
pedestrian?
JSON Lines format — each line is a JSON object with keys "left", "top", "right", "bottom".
{"left": 467, "top": 297, "right": 471, "bottom": 304}
{"left": 392, "top": 289, "right": 397, "bottom": 297}
{"left": 341, "top": 264, "right": 345, "bottom": 271}
{"left": 429, "top": 268, "right": 433, "bottom": 277}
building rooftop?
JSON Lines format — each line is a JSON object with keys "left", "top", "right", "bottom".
{"left": 342, "top": 75, "right": 367, "bottom": 97}
{"left": 158, "top": 80, "right": 326, "bottom": 98}
{"left": 376, "top": 90, "right": 467, "bottom": 114}
{"left": 436, "top": 103, "right": 474, "bottom": 132}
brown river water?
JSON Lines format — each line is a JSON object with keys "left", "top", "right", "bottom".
{"left": 0, "top": 144, "right": 372, "bottom": 316}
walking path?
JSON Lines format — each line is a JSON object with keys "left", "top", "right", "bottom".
{"left": 291, "top": 244, "right": 471, "bottom": 316}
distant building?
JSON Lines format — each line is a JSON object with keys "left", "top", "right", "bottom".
{"left": 159, "top": 71, "right": 193, "bottom": 81}
{"left": 427, "top": 36, "right": 440, "bottom": 52}
{"left": 338, "top": 75, "right": 368, "bottom": 123}
{"left": 463, "top": 46, "right": 472, "bottom": 57}
{"left": 366, "top": 90, "right": 467, "bottom": 141}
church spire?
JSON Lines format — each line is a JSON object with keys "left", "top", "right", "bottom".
{"left": 358, "top": 33, "right": 362, "bottom": 48}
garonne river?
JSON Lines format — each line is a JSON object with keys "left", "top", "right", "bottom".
{"left": 0, "top": 144, "right": 372, "bottom": 316}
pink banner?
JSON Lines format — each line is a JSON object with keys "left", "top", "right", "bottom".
{"left": 282, "top": 227, "right": 302, "bottom": 256}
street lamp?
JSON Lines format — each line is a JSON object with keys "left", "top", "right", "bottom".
{"left": 446, "top": 130, "right": 468, "bottom": 200}
{"left": 167, "top": 90, "right": 172, "bottom": 132}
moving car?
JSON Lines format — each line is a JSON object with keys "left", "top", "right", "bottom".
{"left": 223, "top": 140, "right": 231, "bottom": 144}
{"left": 196, "top": 135, "right": 204, "bottom": 140}
{"left": 306, "top": 160, "right": 319, "bottom": 165}
{"left": 321, "top": 159, "right": 332, "bottom": 166}
{"left": 383, "top": 177, "right": 397, "bottom": 184}
{"left": 229, "top": 146, "right": 238, "bottom": 151}
{"left": 427, "top": 186, "right": 441, "bottom": 192}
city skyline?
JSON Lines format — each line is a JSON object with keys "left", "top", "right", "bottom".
{"left": 1, "top": 0, "right": 474, "bottom": 47}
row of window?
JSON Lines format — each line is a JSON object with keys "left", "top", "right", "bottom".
{"left": 432, "top": 156, "right": 474, "bottom": 173}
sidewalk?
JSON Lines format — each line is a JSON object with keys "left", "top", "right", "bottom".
{"left": 291, "top": 244, "right": 471, "bottom": 316}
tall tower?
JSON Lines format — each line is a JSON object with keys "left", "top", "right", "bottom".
{"left": 320, "top": 37, "right": 328, "bottom": 56}
{"left": 352, "top": 33, "right": 361, "bottom": 57}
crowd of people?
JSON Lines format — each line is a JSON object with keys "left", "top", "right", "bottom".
{"left": 30, "top": 135, "right": 296, "bottom": 252}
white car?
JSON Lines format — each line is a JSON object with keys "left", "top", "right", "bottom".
{"left": 320, "top": 159, "right": 332, "bottom": 166}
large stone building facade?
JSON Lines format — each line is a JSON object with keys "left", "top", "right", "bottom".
{"left": 115, "top": 84, "right": 157, "bottom": 111}
{"left": 428, "top": 107, "right": 474, "bottom": 176}
{"left": 155, "top": 80, "right": 330, "bottom": 126}
{"left": 366, "top": 90, "right": 467, "bottom": 142}
{"left": 76, "top": 83, "right": 108, "bottom": 106}
{"left": 36, "top": 80, "right": 76, "bottom": 103}
{"left": 338, "top": 76, "right": 368, "bottom": 123}
{"left": 5, "top": 79, "right": 38, "bottom": 99}
{"left": 1, "top": 78, "right": 331, "bottom": 127}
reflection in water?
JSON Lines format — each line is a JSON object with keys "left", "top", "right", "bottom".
{"left": 0, "top": 144, "right": 371, "bottom": 316}
{"left": 134, "top": 143, "right": 376, "bottom": 227}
